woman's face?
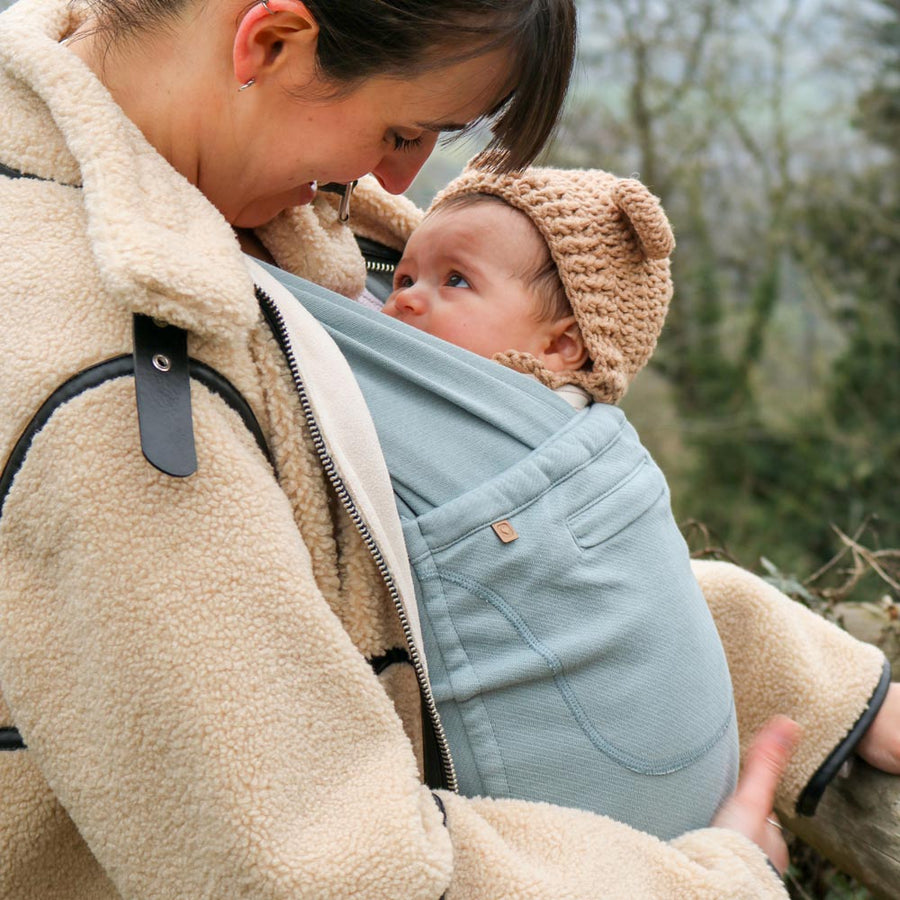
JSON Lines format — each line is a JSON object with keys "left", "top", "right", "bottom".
{"left": 207, "top": 49, "right": 513, "bottom": 228}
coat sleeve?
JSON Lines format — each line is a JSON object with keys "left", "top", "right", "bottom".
{"left": 0, "top": 379, "right": 785, "bottom": 899}
{"left": 439, "top": 793, "right": 787, "bottom": 899}
{"left": 693, "top": 559, "right": 890, "bottom": 816}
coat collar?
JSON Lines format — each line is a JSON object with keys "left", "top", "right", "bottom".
{"left": 0, "top": 0, "right": 257, "bottom": 340}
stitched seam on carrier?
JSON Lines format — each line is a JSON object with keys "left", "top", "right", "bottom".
{"left": 425, "top": 568, "right": 737, "bottom": 775}
{"left": 417, "top": 568, "right": 512, "bottom": 797}
{"left": 565, "top": 461, "right": 668, "bottom": 550}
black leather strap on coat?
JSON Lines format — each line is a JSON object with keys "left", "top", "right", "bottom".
{"left": 133, "top": 314, "right": 197, "bottom": 477}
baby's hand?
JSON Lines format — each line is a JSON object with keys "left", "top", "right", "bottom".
{"left": 711, "top": 715, "right": 801, "bottom": 875}
{"left": 857, "top": 682, "right": 900, "bottom": 774}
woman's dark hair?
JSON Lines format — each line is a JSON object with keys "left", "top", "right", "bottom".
{"left": 304, "top": 0, "right": 577, "bottom": 171}
{"left": 84, "top": 0, "right": 577, "bottom": 171}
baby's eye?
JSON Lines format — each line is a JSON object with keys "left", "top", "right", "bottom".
{"left": 446, "top": 273, "right": 470, "bottom": 288}
{"left": 394, "top": 273, "right": 414, "bottom": 290}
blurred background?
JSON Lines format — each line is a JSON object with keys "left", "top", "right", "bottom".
{"left": 412, "top": 0, "right": 899, "bottom": 604}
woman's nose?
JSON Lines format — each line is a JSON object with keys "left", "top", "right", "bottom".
{"left": 372, "top": 133, "right": 439, "bottom": 195}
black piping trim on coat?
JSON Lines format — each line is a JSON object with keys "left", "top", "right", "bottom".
{"left": 431, "top": 791, "right": 447, "bottom": 825}
{"left": 366, "top": 648, "right": 449, "bottom": 790}
{"left": 368, "top": 646, "right": 412, "bottom": 675}
{"left": 0, "top": 355, "right": 273, "bottom": 519}
{"left": 0, "top": 727, "right": 25, "bottom": 750}
{"left": 795, "top": 657, "right": 893, "bottom": 816}
{"left": 431, "top": 793, "right": 449, "bottom": 899}
{"left": 0, "top": 356, "right": 273, "bottom": 751}
{"left": 0, "top": 161, "right": 80, "bottom": 189}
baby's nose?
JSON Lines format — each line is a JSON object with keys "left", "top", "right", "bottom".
{"left": 390, "top": 284, "right": 428, "bottom": 316}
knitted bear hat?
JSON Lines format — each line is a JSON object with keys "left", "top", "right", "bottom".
{"left": 428, "top": 163, "right": 675, "bottom": 404}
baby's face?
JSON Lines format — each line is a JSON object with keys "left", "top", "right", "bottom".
{"left": 382, "top": 201, "right": 554, "bottom": 360}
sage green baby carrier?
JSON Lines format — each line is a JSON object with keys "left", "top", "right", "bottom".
{"left": 269, "top": 264, "right": 739, "bottom": 840}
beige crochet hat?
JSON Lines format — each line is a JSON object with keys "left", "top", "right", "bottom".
{"left": 429, "top": 164, "right": 675, "bottom": 404}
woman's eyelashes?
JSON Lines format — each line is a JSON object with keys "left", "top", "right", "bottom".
{"left": 391, "top": 132, "right": 425, "bottom": 152}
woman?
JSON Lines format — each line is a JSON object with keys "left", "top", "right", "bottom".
{"left": 0, "top": 0, "right": 889, "bottom": 896}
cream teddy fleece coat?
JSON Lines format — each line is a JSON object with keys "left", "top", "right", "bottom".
{"left": 0, "top": 1, "right": 887, "bottom": 897}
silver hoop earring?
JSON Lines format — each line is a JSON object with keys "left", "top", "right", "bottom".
{"left": 260, "top": 0, "right": 275, "bottom": 12}
{"left": 238, "top": 77, "right": 256, "bottom": 92}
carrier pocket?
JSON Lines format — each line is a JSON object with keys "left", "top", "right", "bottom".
{"left": 567, "top": 458, "right": 667, "bottom": 549}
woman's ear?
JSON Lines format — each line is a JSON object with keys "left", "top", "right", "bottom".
{"left": 539, "top": 315, "right": 588, "bottom": 373}
{"left": 233, "top": 0, "right": 319, "bottom": 89}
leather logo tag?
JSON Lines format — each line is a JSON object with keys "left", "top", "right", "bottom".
{"left": 491, "top": 520, "right": 519, "bottom": 543}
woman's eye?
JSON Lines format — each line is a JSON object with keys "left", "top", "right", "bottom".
{"left": 392, "top": 132, "right": 425, "bottom": 153}
{"left": 447, "top": 273, "right": 470, "bottom": 288}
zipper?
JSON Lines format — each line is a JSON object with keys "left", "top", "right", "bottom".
{"left": 365, "top": 258, "right": 397, "bottom": 275}
{"left": 256, "top": 285, "right": 457, "bottom": 792}
{"left": 356, "top": 237, "right": 400, "bottom": 279}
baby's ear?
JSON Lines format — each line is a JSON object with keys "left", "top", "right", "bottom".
{"left": 541, "top": 316, "right": 588, "bottom": 373}
{"left": 611, "top": 179, "right": 674, "bottom": 260}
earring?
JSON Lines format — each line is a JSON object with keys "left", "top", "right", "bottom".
{"left": 238, "top": 0, "right": 273, "bottom": 92}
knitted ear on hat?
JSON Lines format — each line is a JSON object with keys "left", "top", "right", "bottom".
{"left": 538, "top": 172, "right": 674, "bottom": 404}
{"left": 612, "top": 178, "right": 675, "bottom": 261}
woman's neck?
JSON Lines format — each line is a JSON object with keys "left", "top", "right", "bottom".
{"left": 64, "top": 12, "right": 231, "bottom": 194}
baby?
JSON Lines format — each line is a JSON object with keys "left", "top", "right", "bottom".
{"left": 255, "top": 164, "right": 900, "bottom": 851}
{"left": 368, "top": 165, "right": 741, "bottom": 838}
{"left": 382, "top": 165, "right": 671, "bottom": 410}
